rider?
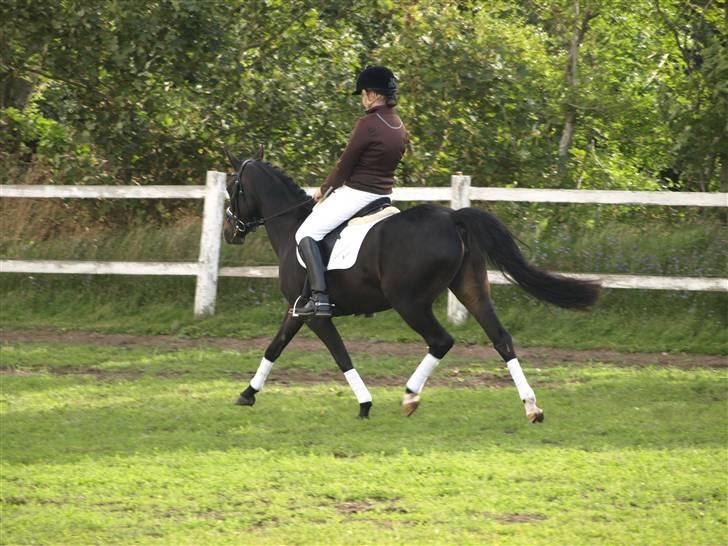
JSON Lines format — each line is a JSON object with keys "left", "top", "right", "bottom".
{"left": 294, "top": 65, "right": 408, "bottom": 317}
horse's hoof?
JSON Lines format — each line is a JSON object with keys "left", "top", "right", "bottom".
{"left": 524, "top": 398, "right": 543, "bottom": 423}
{"left": 358, "top": 401, "right": 372, "bottom": 419}
{"left": 402, "top": 392, "right": 420, "bottom": 417}
{"left": 235, "top": 393, "right": 256, "bottom": 406}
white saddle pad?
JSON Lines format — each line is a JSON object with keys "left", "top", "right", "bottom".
{"left": 297, "top": 207, "right": 399, "bottom": 271}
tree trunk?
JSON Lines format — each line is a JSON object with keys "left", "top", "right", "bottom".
{"left": 557, "top": 0, "right": 598, "bottom": 186}
{"left": 1, "top": 72, "right": 33, "bottom": 110}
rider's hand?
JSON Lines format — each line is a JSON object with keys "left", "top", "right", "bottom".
{"left": 313, "top": 187, "right": 324, "bottom": 203}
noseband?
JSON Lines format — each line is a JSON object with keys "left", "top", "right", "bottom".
{"left": 226, "top": 159, "right": 313, "bottom": 240}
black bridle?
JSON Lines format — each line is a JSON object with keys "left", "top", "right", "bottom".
{"left": 225, "top": 159, "right": 313, "bottom": 240}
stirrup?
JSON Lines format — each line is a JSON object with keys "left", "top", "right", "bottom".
{"left": 291, "top": 294, "right": 332, "bottom": 318}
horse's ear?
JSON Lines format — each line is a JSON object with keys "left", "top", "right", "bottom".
{"left": 253, "top": 145, "right": 264, "bottom": 161}
{"left": 223, "top": 147, "right": 242, "bottom": 170}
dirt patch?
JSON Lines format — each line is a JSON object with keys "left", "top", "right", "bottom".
{"left": 1, "top": 328, "right": 725, "bottom": 369}
{"left": 492, "top": 512, "right": 548, "bottom": 524}
{"left": 0, "top": 365, "right": 562, "bottom": 389}
{"left": 335, "top": 498, "right": 409, "bottom": 517}
{"left": 336, "top": 501, "right": 375, "bottom": 514}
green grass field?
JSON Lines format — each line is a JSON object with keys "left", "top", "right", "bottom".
{"left": 1, "top": 206, "right": 726, "bottom": 543}
{"left": 1, "top": 342, "right": 726, "bottom": 545}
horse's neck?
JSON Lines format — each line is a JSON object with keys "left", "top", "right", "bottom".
{"left": 264, "top": 213, "right": 304, "bottom": 261}
{"left": 255, "top": 178, "right": 307, "bottom": 260}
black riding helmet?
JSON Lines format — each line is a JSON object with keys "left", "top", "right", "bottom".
{"left": 352, "top": 65, "right": 397, "bottom": 95}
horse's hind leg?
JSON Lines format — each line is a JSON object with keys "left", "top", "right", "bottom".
{"left": 306, "top": 317, "right": 373, "bottom": 418}
{"left": 391, "top": 302, "right": 454, "bottom": 416}
{"left": 235, "top": 313, "right": 304, "bottom": 407}
{"left": 451, "top": 267, "right": 544, "bottom": 423}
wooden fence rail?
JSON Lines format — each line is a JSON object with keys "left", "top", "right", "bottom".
{"left": 1, "top": 172, "right": 726, "bottom": 321}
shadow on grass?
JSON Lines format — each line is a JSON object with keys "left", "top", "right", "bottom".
{"left": 2, "top": 375, "right": 726, "bottom": 465}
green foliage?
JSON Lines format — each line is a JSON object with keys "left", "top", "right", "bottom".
{"left": 1, "top": 0, "right": 725, "bottom": 195}
{"left": 1, "top": 344, "right": 727, "bottom": 544}
{"left": 654, "top": 0, "right": 728, "bottom": 192}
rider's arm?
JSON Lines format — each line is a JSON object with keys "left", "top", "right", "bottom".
{"left": 320, "top": 118, "right": 370, "bottom": 195}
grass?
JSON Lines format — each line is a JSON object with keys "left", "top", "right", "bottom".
{"left": 1, "top": 342, "right": 726, "bottom": 545}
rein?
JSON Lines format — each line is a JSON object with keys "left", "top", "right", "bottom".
{"left": 226, "top": 159, "right": 313, "bottom": 238}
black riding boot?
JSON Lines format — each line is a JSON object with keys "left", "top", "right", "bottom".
{"left": 295, "top": 237, "right": 332, "bottom": 318}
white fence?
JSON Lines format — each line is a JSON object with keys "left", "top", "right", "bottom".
{"left": 1, "top": 172, "right": 726, "bottom": 321}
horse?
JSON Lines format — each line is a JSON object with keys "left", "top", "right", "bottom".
{"left": 223, "top": 146, "right": 600, "bottom": 422}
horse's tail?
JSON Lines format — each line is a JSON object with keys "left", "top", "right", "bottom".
{"left": 452, "top": 207, "right": 600, "bottom": 309}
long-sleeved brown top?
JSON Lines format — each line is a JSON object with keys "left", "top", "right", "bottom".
{"left": 320, "top": 104, "right": 407, "bottom": 196}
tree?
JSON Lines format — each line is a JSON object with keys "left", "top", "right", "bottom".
{"left": 653, "top": 0, "right": 727, "bottom": 192}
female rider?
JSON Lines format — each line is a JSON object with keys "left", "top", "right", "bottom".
{"left": 294, "top": 65, "right": 408, "bottom": 318}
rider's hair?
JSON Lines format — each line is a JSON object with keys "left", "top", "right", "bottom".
{"left": 366, "top": 88, "right": 398, "bottom": 107}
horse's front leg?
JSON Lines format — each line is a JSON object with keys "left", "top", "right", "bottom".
{"left": 306, "top": 317, "right": 373, "bottom": 419}
{"left": 235, "top": 313, "right": 304, "bottom": 406}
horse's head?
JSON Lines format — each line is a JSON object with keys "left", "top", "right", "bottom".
{"left": 223, "top": 145, "right": 264, "bottom": 245}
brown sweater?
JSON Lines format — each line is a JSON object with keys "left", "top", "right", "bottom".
{"left": 320, "top": 105, "right": 408, "bottom": 196}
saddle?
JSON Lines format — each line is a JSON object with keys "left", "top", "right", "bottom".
{"left": 318, "top": 197, "right": 392, "bottom": 265}
{"left": 295, "top": 197, "right": 393, "bottom": 316}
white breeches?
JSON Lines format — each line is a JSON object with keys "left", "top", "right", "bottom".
{"left": 295, "top": 185, "right": 386, "bottom": 243}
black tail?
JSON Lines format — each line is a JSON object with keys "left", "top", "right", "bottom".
{"left": 452, "top": 208, "right": 600, "bottom": 309}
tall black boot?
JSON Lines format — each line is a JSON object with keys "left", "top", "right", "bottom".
{"left": 294, "top": 237, "right": 332, "bottom": 318}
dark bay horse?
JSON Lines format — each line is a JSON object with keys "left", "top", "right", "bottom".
{"left": 223, "top": 147, "right": 600, "bottom": 422}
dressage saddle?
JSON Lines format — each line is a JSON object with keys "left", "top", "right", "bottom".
{"left": 317, "top": 196, "right": 392, "bottom": 266}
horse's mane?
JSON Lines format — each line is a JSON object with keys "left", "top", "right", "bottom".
{"left": 256, "top": 161, "right": 311, "bottom": 203}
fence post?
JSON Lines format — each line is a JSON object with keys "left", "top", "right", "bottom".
{"left": 194, "top": 171, "right": 227, "bottom": 317}
{"left": 448, "top": 173, "right": 471, "bottom": 325}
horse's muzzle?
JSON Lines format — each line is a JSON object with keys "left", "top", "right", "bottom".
{"left": 223, "top": 211, "right": 247, "bottom": 245}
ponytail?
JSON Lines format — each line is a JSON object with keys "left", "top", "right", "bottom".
{"left": 365, "top": 88, "right": 398, "bottom": 107}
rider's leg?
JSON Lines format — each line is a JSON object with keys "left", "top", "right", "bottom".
{"left": 294, "top": 237, "right": 331, "bottom": 317}
{"left": 294, "top": 186, "right": 384, "bottom": 317}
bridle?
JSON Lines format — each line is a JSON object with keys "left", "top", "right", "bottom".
{"left": 225, "top": 159, "right": 259, "bottom": 238}
{"left": 225, "top": 159, "right": 313, "bottom": 240}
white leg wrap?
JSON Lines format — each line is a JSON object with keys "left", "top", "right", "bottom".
{"left": 344, "top": 369, "right": 372, "bottom": 404}
{"left": 250, "top": 357, "right": 274, "bottom": 391}
{"left": 507, "top": 358, "right": 535, "bottom": 401}
{"left": 406, "top": 353, "right": 440, "bottom": 394}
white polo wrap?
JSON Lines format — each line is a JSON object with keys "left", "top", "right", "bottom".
{"left": 406, "top": 353, "right": 440, "bottom": 394}
{"left": 507, "top": 358, "right": 536, "bottom": 401}
{"left": 250, "top": 357, "right": 274, "bottom": 391}
{"left": 344, "top": 369, "right": 372, "bottom": 404}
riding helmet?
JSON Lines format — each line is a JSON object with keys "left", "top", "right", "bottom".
{"left": 352, "top": 65, "right": 397, "bottom": 95}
